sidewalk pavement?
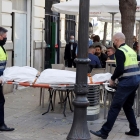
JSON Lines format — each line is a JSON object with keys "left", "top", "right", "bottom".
{"left": 0, "top": 87, "right": 140, "bottom": 140}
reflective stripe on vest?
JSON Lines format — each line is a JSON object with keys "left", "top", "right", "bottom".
{"left": 0, "top": 46, "right": 7, "bottom": 70}
{"left": 120, "top": 71, "right": 140, "bottom": 78}
{"left": 124, "top": 64, "right": 139, "bottom": 70}
{"left": 115, "top": 44, "right": 140, "bottom": 78}
{"left": 0, "top": 65, "right": 5, "bottom": 69}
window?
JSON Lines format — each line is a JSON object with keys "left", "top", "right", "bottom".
{"left": 46, "top": 0, "right": 60, "bottom": 15}
{"left": 65, "top": 15, "right": 76, "bottom": 43}
{"left": 12, "top": 0, "right": 27, "bottom": 12}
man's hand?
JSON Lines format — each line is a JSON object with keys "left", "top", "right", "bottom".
{"left": 109, "top": 79, "right": 115, "bottom": 86}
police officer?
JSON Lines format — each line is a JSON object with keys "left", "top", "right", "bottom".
{"left": 90, "top": 32, "right": 140, "bottom": 139}
{"left": 0, "top": 27, "right": 14, "bottom": 131}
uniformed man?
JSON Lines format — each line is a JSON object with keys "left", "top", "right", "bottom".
{"left": 90, "top": 32, "right": 140, "bottom": 139}
{"left": 0, "top": 27, "right": 14, "bottom": 131}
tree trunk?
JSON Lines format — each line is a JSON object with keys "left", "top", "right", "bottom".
{"left": 119, "top": 0, "right": 137, "bottom": 48}
{"left": 103, "top": 22, "right": 108, "bottom": 46}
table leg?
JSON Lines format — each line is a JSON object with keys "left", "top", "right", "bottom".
{"left": 63, "top": 93, "right": 68, "bottom": 117}
{"left": 39, "top": 88, "right": 42, "bottom": 106}
{"left": 68, "top": 91, "right": 73, "bottom": 112}
{"left": 104, "top": 88, "right": 107, "bottom": 119}
{"left": 42, "top": 89, "right": 54, "bottom": 115}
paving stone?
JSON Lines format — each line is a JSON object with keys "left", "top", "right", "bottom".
{"left": 0, "top": 87, "right": 139, "bottom": 140}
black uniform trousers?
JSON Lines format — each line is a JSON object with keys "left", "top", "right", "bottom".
{"left": 67, "top": 59, "right": 76, "bottom": 68}
{"left": 101, "top": 85, "right": 139, "bottom": 136}
{"left": 0, "top": 84, "right": 5, "bottom": 126}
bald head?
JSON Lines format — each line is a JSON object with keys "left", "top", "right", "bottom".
{"left": 113, "top": 32, "right": 125, "bottom": 49}
{"left": 113, "top": 33, "right": 125, "bottom": 41}
{"left": 70, "top": 36, "right": 74, "bottom": 39}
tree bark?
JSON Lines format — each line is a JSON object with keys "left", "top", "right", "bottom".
{"left": 119, "top": 0, "right": 137, "bottom": 48}
{"left": 103, "top": 22, "right": 108, "bottom": 46}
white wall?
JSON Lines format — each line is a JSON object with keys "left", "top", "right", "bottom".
{"left": 31, "top": 0, "right": 45, "bottom": 67}
{"left": 33, "top": 0, "right": 45, "bottom": 41}
{"left": 75, "top": 16, "right": 79, "bottom": 40}
{"left": 34, "top": 0, "right": 45, "bottom": 7}
{"left": 0, "top": 0, "right": 13, "bottom": 94}
{"left": 0, "top": 0, "right": 12, "bottom": 41}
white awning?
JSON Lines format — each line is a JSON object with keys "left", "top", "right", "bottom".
{"left": 98, "top": 17, "right": 140, "bottom": 23}
{"left": 52, "top": 0, "right": 140, "bottom": 18}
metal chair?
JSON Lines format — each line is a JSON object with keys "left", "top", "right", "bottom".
{"left": 51, "top": 64, "right": 65, "bottom": 70}
{"left": 90, "top": 68, "right": 106, "bottom": 104}
{"left": 90, "top": 68, "right": 105, "bottom": 76}
{"left": 104, "top": 84, "right": 138, "bottom": 119}
{"left": 39, "top": 64, "right": 65, "bottom": 107}
{"left": 65, "top": 67, "right": 76, "bottom": 72}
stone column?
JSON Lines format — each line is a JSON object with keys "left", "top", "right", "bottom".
{"left": 0, "top": 0, "right": 13, "bottom": 94}
{"left": 31, "top": 0, "right": 45, "bottom": 71}
{"left": 59, "top": 13, "right": 66, "bottom": 64}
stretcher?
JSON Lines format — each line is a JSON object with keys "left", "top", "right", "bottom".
{"left": 2, "top": 66, "right": 114, "bottom": 117}
{"left": 5, "top": 80, "right": 104, "bottom": 117}
{"left": 6, "top": 81, "right": 74, "bottom": 117}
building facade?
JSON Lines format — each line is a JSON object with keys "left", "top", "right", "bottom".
{"left": 59, "top": 0, "right": 78, "bottom": 65}
{"left": 45, "top": 0, "right": 78, "bottom": 66}
{"left": 0, "top": 0, "right": 78, "bottom": 94}
{"left": 0, "top": 0, "right": 45, "bottom": 93}
{"left": 45, "top": 0, "right": 60, "bottom": 67}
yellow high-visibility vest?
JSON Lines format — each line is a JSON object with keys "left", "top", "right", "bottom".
{"left": 115, "top": 44, "right": 140, "bottom": 78}
{"left": 0, "top": 46, "right": 7, "bottom": 70}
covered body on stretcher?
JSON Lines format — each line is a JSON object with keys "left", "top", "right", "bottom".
{"left": 1, "top": 66, "right": 112, "bottom": 88}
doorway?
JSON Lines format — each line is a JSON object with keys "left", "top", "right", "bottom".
{"left": 13, "top": 13, "right": 27, "bottom": 66}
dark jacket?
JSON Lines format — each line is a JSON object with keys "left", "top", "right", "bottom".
{"left": 64, "top": 42, "right": 77, "bottom": 60}
{"left": 108, "top": 54, "right": 115, "bottom": 60}
{"left": 88, "top": 53, "right": 102, "bottom": 73}
{"left": 133, "top": 41, "right": 139, "bottom": 51}
{"left": 137, "top": 54, "right": 140, "bottom": 61}
{"left": 97, "top": 53, "right": 107, "bottom": 68}
{"left": 133, "top": 41, "right": 138, "bottom": 48}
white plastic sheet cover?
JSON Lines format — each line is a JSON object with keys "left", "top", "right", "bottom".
{"left": 36, "top": 69, "right": 77, "bottom": 85}
{"left": 2, "top": 66, "right": 38, "bottom": 83}
{"left": 92, "top": 73, "right": 112, "bottom": 83}
{"left": 2, "top": 67, "right": 111, "bottom": 85}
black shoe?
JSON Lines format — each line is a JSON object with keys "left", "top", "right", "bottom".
{"left": 0, "top": 124, "right": 14, "bottom": 131}
{"left": 90, "top": 130, "right": 108, "bottom": 139}
{"left": 125, "top": 130, "right": 139, "bottom": 136}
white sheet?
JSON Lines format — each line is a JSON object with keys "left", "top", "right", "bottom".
{"left": 92, "top": 73, "right": 112, "bottom": 83}
{"left": 2, "top": 66, "right": 38, "bottom": 83}
{"left": 2, "top": 67, "right": 112, "bottom": 85}
{"left": 36, "top": 69, "right": 77, "bottom": 85}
